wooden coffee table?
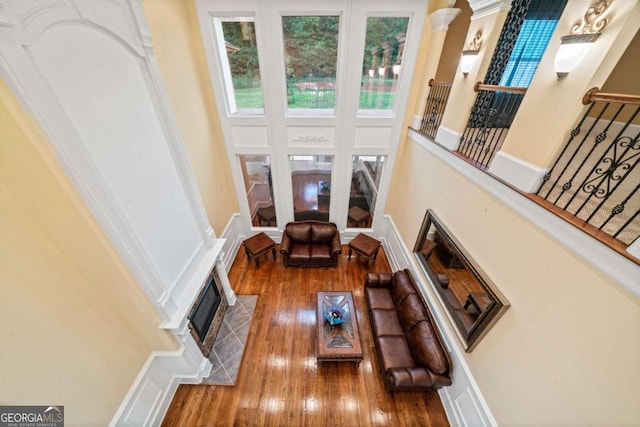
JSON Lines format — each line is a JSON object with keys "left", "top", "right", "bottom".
{"left": 316, "top": 291, "right": 363, "bottom": 366}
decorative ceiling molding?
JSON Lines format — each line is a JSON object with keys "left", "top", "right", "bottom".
{"left": 428, "top": 8, "right": 461, "bottom": 32}
{"left": 469, "top": 0, "right": 512, "bottom": 20}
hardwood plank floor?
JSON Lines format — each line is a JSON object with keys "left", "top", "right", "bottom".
{"left": 162, "top": 245, "right": 450, "bottom": 426}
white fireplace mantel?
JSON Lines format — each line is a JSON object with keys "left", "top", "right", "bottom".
{"left": 160, "top": 238, "right": 236, "bottom": 332}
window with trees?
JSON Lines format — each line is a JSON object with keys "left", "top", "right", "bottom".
{"left": 282, "top": 16, "right": 340, "bottom": 114}
{"left": 213, "top": 17, "right": 264, "bottom": 114}
{"left": 359, "top": 17, "right": 409, "bottom": 114}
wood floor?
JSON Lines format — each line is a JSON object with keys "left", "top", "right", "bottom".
{"left": 162, "top": 245, "right": 450, "bottom": 426}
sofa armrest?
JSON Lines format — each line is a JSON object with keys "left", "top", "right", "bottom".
{"left": 330, "top": 232, "right": 342, "bottom": 256}
{"left": 386, "top": 367, "right": 451, "bottom": 390}
{"left": 364, "top": 272, "right": 394, "bottom": 288}
{"left": 279, "top": 233, "right": 292, "bottom": 255}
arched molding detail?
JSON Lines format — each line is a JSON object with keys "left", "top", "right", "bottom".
{"left": 429, "top": 8, "right": 461, "bottom": 32}
{"left": 0, "top": 0, "right": 217, "bottom": 323}
{"left": 469, "top": 0, "right": 512, "bottom": 20}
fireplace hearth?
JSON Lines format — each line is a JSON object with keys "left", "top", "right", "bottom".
{"left": 188, "top": 267, "right": 228, "bottom": 357}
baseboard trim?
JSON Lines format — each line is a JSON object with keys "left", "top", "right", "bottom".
{"left": 109, "top": 345, "right": 209, "bottom": 427}
{"left": 379, "top": 215, "right": 498, "bottom": 427}
{"left": 435, "top": 126, "right": 462, "bottom": 151}
{"left": 488, "top": 150, "right": 549, "bottom": 193}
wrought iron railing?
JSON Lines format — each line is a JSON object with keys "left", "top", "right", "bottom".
{"left": 458, "top": 83, "right": 527, "bottom": 169}
{"left": 537, "top": 88, "right": 640, "bottom": 248}
{"left": 419, "top": 79, "right": 452, "bottom": 139}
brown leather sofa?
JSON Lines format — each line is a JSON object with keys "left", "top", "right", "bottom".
{"left": 364, "top": 269, "right": 452, "bottom": 391}
{"left": 279, "top": 221, "right": 341, "bottom": 267}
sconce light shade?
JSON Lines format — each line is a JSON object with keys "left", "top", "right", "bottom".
{"left": 368, "top": 69, "right": 374, "bottom": 78}
{"left": 392, "top": 63, "right": 401, "bottom": 76}
{"left": 554, "top": 0, "right": 609, "bottom": 79}
{"left": 378, "top": 67, "right": 386, "bottom": 77}
{"left": 460, "top": 50, "right": 478, "bottom": 77}
{"left": 554, "top": 34, "right": 599, "bottom": 78}
{"left": 460, "top": 30, "right": 482, "bottom": 77}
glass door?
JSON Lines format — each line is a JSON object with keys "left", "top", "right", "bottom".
{"left": 289, "top": 155, "right": 333, "bottom": 222}
{"left": 239, "top": 155, "right": 276, "bottom": 227}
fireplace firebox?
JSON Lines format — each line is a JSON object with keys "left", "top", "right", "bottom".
{"left": 188, "top": 267, "right": 228, "bottom": 357}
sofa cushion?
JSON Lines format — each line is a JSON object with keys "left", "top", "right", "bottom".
{"left": 391, "top": 270, "right": 417, "bottom": 306}
{"left": 310, "top": 243, "right": 331, "bottom": 259}
{"left": 406, "top": 320, "right": 449, "bottom": 375}
{"left": 311, "top": 223, "right": 336, "bottom": 243}
{"left": 370, "top": 308, "right": 404, "bottom": 336}
{"left": 288, "top": 243, "right": 310, "bottom": 260}
{"left": 388, "top": 367, "right": 433, "bottom": 389}
{"left": 397, "top": 293, "right": 428, "bottom": 333}
{"left": 375, "top": 336, "right": 416, "bottom": 371}
{"left": 365, "top": 287, "right": 395, "bottom": 310}
{"left": 287, "top": 223, "right": 311, "bottom": 243}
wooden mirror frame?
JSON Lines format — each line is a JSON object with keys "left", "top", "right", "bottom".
{"left": 413, "top": 209, "right": 509, "bottom": 352}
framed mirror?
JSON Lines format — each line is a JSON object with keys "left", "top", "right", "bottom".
{"left": 414, "top": 210, "right": 509, "bottom": 352}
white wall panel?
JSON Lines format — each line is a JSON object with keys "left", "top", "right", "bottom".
{"left": 354, "top": 126, "right": 392, "bottom": 148}
{"left": 31, "top": 25, "right": 202, "bottom": 287}
{"left": 231, "top": 125, "right": 270, "bottom": 147}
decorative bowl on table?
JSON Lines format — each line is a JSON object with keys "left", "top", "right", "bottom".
{"left": 323, "top": 304, "right": 345, "bottom": 326}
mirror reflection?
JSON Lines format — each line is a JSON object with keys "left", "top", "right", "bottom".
{"left": 290, "top": 155, "right": 333, "bottom": 222}
{"left": 414, "top": 210, "right": 509, "bottom": 351}
{"left": 347, "top": 155, "right": 384, "bottom": 228}
{"left": 239, "top": 155, "right": 275, "bottom": 227}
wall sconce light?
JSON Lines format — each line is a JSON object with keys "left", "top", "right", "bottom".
{"left": 378, "top": 67, "right": 386, "bottom": 78}
{"left": 554, "top": 0, "right": 610, "bottom": 78}
{"left": 368, "top": 69, "right": 374, "bottom": 78}
{"left": 392, "top": 63, "right": 401, "bottom": 76}
{"left": 460, "top": 31, "right": 482, "bottom": 77}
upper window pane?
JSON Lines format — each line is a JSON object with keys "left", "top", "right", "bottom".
{"left": 282, "top": 16, "right": 339, "bottom": 113}
{"left": 359, "top": 17, "right": 409, "bottom": 114}
{"left": 498, "top": 19, "right": 559, "bottom": 87}
{"left": 215, "top": 18, "right": 264, "bottom": 114}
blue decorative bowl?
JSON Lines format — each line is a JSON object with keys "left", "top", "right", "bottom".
{"left": 324, "top": 304, "right": 345, "bottom": 325}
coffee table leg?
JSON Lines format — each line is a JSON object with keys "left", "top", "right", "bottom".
{"left": 271, "top": 247, "right": 276, "bottom": 260}
{"left": 348, "top": 247, "right": 352, "bottom": 260}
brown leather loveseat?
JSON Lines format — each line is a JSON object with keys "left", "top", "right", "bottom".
{"left": 364, "top": 269, "right": 452, "bottom": 391}
{"left": 280, "top": 221, "right": 341, "bottom": 267}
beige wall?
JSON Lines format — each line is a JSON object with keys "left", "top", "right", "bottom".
{"left": 386, "top": 137, "right": 640, "bottom": 425}
{"left": 438, "top": 9, "right": 510, "bottom": 133}
{"left": 143, "top": 0, "right": 238, "bottom": 235}
{"left": 391, "top": 4, "right": 640, "bottom": 422}
{"left": 501, "top": 0, "right": 640, "bottom": 168}
{"left": 434, "top": 0, "right": 471, "bottom": 82}
{"left": 590, "top": 28, "right": 640, "bottom": 123}
{"left": 0, "top": 80, "right": 176, "bottom": 426}
{"left": 600, "top": 28, "right": 640, "bottom": 94}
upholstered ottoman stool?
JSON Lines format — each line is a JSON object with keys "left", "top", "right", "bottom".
{"left": 348, "top": 233, "right": 381, "bottom": 267}
{"left": 243, "top": 232, "right": 276, "bottom": 267}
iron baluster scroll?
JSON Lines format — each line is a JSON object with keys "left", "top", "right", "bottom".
{"left": 537, "top": 88, "right": 640, "bottom": 248}
{"left": 419, "top": 79, "right": 452, "bottom": 139}
{"left": 458, "top": 83, "right": 526, "bottom": 169}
